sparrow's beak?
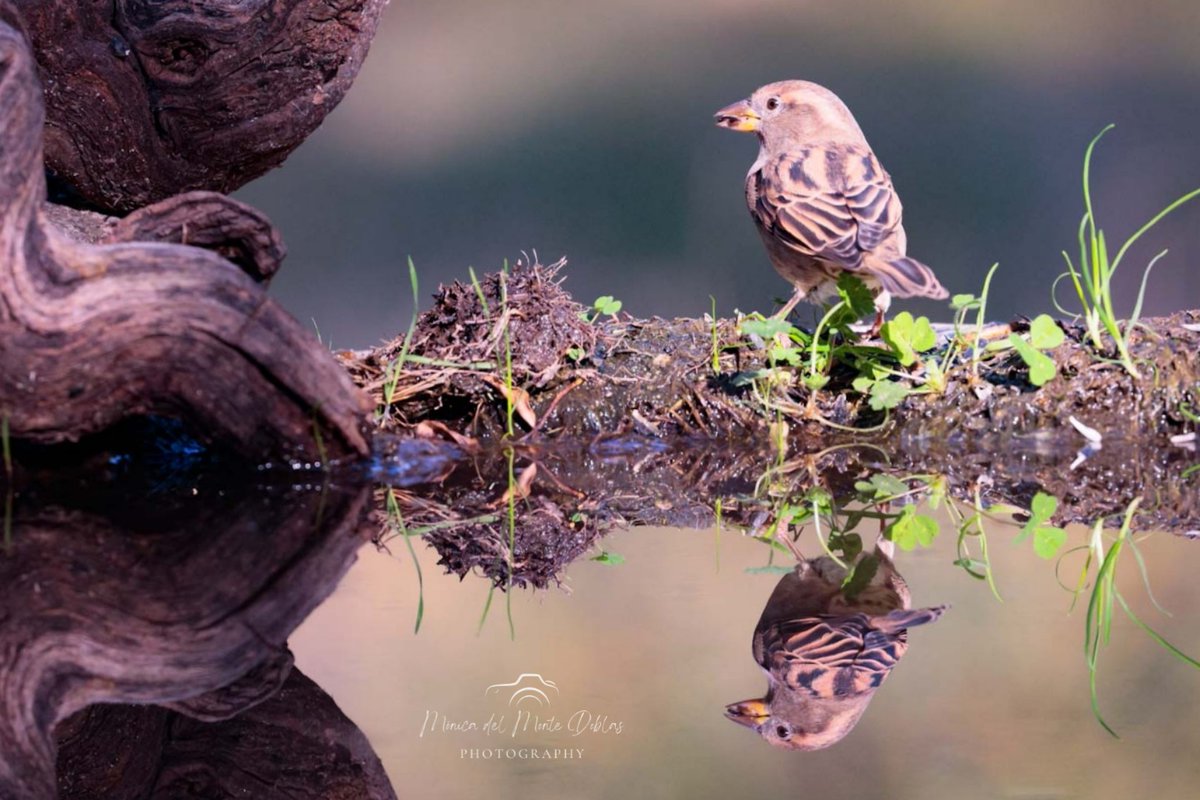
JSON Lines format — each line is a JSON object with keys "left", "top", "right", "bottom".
{"left": 724, "top": 698, "right": 769, "bottom": 729}
{"left": 714, "top": 99, "right": 760, "bottom": 132}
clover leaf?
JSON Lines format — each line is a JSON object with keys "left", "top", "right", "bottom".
{"left": 886, "top": 505, "right": 939, "bottom": 550}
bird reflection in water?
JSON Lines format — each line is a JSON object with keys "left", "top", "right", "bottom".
{"left": 725, "top": 537, "right": 946, "bottom": 750}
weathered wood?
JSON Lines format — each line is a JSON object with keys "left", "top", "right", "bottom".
{"left": 0, "top": 7, "right": 369, "bottom": 459}
{"left": 0, "top": 482, "right": 374, "bottom": 799}
{"left": 56, "top": 669, "right": 397, "bottom": 800}
{"left": 16, "top": 0, "right": 389, "bottom": 214}
{"left": 107, "top": 191, "right": 287, "bottom": 283}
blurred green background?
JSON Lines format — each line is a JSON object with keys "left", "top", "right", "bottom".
{"left": 237, "top": 0, "right": 1200, "bottom": 348}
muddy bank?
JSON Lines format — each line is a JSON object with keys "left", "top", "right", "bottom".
{"left": 345, "top": 262, "right": 1198, "bottom": 447}
{"left": 338, "top": 261, "right": 1196, "bottom": 586}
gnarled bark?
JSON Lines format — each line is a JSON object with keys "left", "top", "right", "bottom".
{"left": 16, "top": 0, "right": 390, "bottom": 214}
{"left": 0, "top": 7, "right": 369, "bottom": 460}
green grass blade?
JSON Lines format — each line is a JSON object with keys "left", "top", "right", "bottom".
{"left": 971, "top": 263, "right": 1000, "bottom": 375}
{"left": 383, "top": 258, "right": 421, "bottom": 407}
{"left": 1081, "top": 125, "right": 1114, "bottom": 250}
{"left": 386, "top": 489, "right": 425, "bottom": 634}
{"left": 1124, "top": 531, "right": 1169, "bottom": 616}
{"left": 1076, "top": 212, "right": 1090, "bottom": 301}
{"left": 1116, "top": 591, "right": 1200, "bottom": 669}
{"left": 468, "top": 267, "right": 492, "bottom": 318}
{"left": 1110, "top": 187, "right": 1200, "bottom": 276}
{"left": 1052, "top": 263, "right": 1084, "bottom": 318}
{"left": 1089, "top": 666, "right": 1119, "bottom": 738}
{"left": 505, "top": 447, "right": 517, "bottom": 640}
{"left": 403, "top": 525, "right": 425, "bottom": 634}
{"left": 810, "top": 501, "right": 847, "bottom": 569}
{"left": 1129, "top": 249, "right": 1167, "bottom": 328}
{"left": 477, "top": 585, "right": 495, "bottom": 635}
{"left": 1085, "top": 532, "right": 1121, "bottom": 655}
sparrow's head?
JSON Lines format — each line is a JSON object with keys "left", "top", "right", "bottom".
{"left": 724, "top": 690, "right": 874, "bottom": 751}
{"left": 714, "top": 80, "right": 866, "bottom": 149}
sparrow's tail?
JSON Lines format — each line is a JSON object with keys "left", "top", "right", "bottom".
{"left": 869, "top": 605, "right": 948, "bottom": 634}
{"left": 865, "top": 254, "right": 949, "bottom": 300}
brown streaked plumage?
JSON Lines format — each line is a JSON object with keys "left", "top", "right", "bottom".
{"left": 715, "top": 80, "right": 948, "bottom": 326}
{"left": 725, "top": 540, "right": 946, "bottom": 750}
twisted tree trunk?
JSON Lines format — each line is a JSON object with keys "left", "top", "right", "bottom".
{"left": 16, "top": 0, "right": 390, "bottom": 214}
{"left": 0, "top": 4, "right": 372, "bottom": 460}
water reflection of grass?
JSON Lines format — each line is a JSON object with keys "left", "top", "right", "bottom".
{"left": 381, "top": 488, "right": 503, "bottom": 635}
{"left": 1063, "top": 499, "right": 1200, "bottom": 736}
{"left": 385, "top": 488, "right": 425, "bottom": 633}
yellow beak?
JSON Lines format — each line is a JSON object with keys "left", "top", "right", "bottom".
{"left": 724, "top": 698, "right": 769, "bottom": 729}
{"left": 714, "top": 99, "right": 760, "bottom": 132}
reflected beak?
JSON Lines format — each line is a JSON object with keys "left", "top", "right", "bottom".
{"left": 724, "top": 698, "right": 769, "bottom": 729}
{"left": 714, "top": 99, "right": 760, "bottom": 132}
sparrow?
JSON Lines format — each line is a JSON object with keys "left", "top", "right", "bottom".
{"left": 725, "top": 539, "right": 946, "bottom": 750}
{"left": 715, "top": 80, "right": 948, "bottom": 330}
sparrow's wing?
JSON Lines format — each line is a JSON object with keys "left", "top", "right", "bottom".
{"left": 752, "top": 145, "right": 900, "bottom": 271}
{"left": 752, "top": 146, "right": 946, "bottom": 298}
{"left": 761, "top": 614, "right": 908, "bottom": 697}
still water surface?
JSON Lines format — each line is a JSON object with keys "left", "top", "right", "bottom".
{"left": 293, "top": 511, "right": 1200, "bottom": 800}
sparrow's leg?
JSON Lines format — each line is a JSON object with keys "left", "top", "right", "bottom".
{"left": 866, "top": 289, "right": 892, "bottom": 338}
{"left": 775, "top": 524, "right": 807, "bottom": 562}
{"left": 875, "top": 499, "right": 895, "bottom": 558}
{"left": 770, "top": 287, "right": 805, "bottom": 321}
{"left": 875, "top": 534, "right": 896, "bottom": 561}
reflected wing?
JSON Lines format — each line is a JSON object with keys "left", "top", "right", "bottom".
{"left": 762, "top": 614, "right": 907, "bottom": 697}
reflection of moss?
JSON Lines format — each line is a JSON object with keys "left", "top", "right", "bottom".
{"left": 379, "top": 488, "right": 600, "bottom": 591}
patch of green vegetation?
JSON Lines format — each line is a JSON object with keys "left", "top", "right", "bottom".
{"left": 730, "top": 264, "right": 1018, "bottom": 427}
{"left": 997, "top": 315, "right": 1065, "bottom": 387}
{"left": 590, "top": 551, "right": 626, "bottom": 565}
{"left": 1014, "top": 491, "right": 1068, "bottom": 559}
{"left": 880, "top": 311, "right": 937, "bottom": 368}
{"left": 886, "top": 505, "right": 939, "bottom": 551}
{"left": 739, "top": 469, "right": 944, "bottom": 595}
{"left": 939, "top": 480, "right": 1002, "bottom": 601}
{"left": 736, "top": 274, "right": 925, "bottom": 420}
{"left": 585, "top": 295, "right": 623, "bottom": 323}
{"left": 1057, "top": 125, "right": 1200, "bottom": 378}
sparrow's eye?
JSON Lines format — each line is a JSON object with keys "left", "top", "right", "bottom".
{"left": 775, "top": 724, "right": 791, "bottom": 739}
{"left": 766, "top": 97, "right": 780, "bottom": 111}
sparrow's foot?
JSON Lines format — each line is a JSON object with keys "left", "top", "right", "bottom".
{"left": 770, "top": 289, "right": 804, "bottom": 321}
{"left": 867, "top": 308, "right": 885, "bottom": 338}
